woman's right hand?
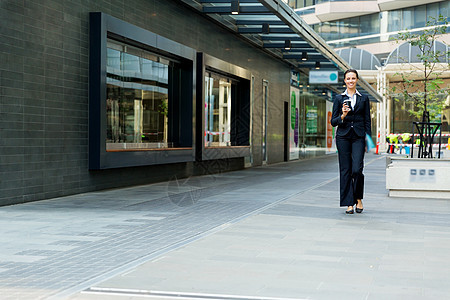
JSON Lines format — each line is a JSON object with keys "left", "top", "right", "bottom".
{"left": 341, "top": 103, "right": 350, "bottom": 119}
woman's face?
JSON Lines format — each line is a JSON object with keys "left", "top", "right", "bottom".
{"left": 344, "top": 72, "right": 358, "bottom": 90}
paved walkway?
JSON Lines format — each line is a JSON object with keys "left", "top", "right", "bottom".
{"left": 1, "top": 154, "right": 450, "bottom": 300}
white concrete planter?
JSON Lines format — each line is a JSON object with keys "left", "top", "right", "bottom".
{"left": 386, "top": 156, "right": 450, "bottom": 199}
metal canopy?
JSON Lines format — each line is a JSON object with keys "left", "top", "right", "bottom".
{"left": 179, "top": 0, "right": 381, "bottom": 102}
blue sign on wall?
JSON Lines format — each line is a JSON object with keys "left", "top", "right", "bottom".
{"left": 309, "top": 70, "right": 338, "bottom": 84}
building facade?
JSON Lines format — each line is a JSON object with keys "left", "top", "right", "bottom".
{"left": 288, "top": 0, "right": 450, "bottom": 149}
{"left": 0, "top": 0, "right": 380, "bottom": 206}
{"left": 290, "top": 0, "right": 449, "bottom": 62}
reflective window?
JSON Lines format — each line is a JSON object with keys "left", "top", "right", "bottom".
{"left": 439, "top": 1, "right": 449, "bottom": 23}
{"left": 316, "top": 0, "right": 373, "bottom": 3}
{"left": 298, "top": 93, "right": 327, "bottom": 153}
{"left": 414, "top": 6, "right": 426, "bottom": 28}
{"left": 286, "top": 0, "right": 299, "bottom": 8}
{"left": 360, "top": 14, "right": 379, "bottom": 36}
{"left": 402, "top": 7, "right": 414, "bottom": 30}
{"left": 391, "top": 93, "right": 449, "bottom": 133}
{"left": 427, "top": 2, "right": 440, "bottom": 21}
{"left": 314, "top": 2, "right": 448, "bottom": 47}
{"left": 318, "top": 22, "right": 334, "bottom": 40}
{"left": 106, "top": 40, "right": 171, "bottom": 150}
{"left": 262, "top": 81, "right": 268, "bottom": 162}
{"left": 288, "top": 0, "right": 316, "bottom": 8}
{"left": 296, "top": 7, "right": 316, "bottom": 15}
{"left": 343, "top": 17, "right": 360, "bottom": 38}
{"left": 204, "top": 72, "right": 232, "bottom": 147}
{"left": 388, "top": 10, "right": 402, "bottom": 32}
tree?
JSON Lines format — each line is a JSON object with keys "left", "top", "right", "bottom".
{"left": 390, "top": 15, "right": 450, "bottom": 157}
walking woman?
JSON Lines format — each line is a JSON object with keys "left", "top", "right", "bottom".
{"left": 331, "top": 69, "right": 371, "bottom": 214}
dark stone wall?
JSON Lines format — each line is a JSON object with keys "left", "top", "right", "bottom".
{"left": 0, "top": 0, "right": 290, "bottom": 206}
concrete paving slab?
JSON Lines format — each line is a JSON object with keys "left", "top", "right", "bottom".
{"left": 2, "top": 154, "right": 450, "bottom": 299}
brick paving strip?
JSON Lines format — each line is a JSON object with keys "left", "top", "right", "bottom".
{"left": 0, "top": 155, "right": 382, "bottom": 299}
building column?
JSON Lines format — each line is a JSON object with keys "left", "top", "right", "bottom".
{"left": 377, "top": 68, "right": 388, "bottom": 152}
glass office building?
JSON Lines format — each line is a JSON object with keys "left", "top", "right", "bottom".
{"left": 287, "top": 0, "right": 450, "bottom": 146}
{"left": 312, "top": 2, "right": 449, "bottom": 49}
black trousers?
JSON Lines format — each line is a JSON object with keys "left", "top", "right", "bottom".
{"left": 336, "top": 129, "right": 365, "bottom": 207}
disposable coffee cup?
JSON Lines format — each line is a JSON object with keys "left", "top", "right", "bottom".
{"left": 343, "top": 99, "right": 352, "bottom": 111}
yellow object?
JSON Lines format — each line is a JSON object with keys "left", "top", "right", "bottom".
{"left": 401, "top": 133, "right": 411, "bottom": 142}
{"left": 388, "top": 134, "right": 398, "bottom": 144}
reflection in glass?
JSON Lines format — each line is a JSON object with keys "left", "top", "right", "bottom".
{"left": 297, "top": 94, "right": 326, "bottom": 149}
{"left": 414, "top": 6, "right": 426, "bottom": 28}
{"left": 205, "top": 74, "right": 232, "bottom": 147}
{"left": 360, "top": 14, "right": 379, "bottom": 36}
{"left": 106, "top": 41, "right": 169, "bottom": 150}
{"left": 262, "top": 81, "right": 268, "bottom": 162}
{"left": 426, "top": 3, "right": 440, "bottom": 21}
{"left": 391, "top": 94, "right": 449, "bottom": 134}
{"left": 304, "top": 96, "right": 326, "bottom": 147}
{"left": 402, "top": 7, "right": 414, "bottom": 30}
{"left": 315, "top": 2, "right": 447, "bottom": 48}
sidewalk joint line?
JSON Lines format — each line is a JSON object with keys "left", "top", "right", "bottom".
{"left": 84, "top": 287, "right": 308, "bottom": 300}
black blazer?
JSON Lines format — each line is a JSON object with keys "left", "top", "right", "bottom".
{"left": 331, "top": 93, "right": 371, "bottom": 138}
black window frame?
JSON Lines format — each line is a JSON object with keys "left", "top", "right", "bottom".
{"left": 196, "top": 53, "right": 251, "bottom": 161}
{"left": 89, "top": 12, "right": 196, "bottom": 169}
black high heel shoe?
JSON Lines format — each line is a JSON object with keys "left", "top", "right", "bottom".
{"left": 355, "top": 200, "right": 363, "bottom": 213}
{"left": 346, "top": 208, "right": 354, "bottom": 214}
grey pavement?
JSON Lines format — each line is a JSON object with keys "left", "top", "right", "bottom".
{"left": 1, "top": 154, "right": 450, "bottom": 300}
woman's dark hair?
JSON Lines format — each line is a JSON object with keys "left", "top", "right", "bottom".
{"left": 344, "top": 69, "right": 359, "bottom": 79}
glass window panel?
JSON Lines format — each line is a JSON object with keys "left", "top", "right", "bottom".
{"left": 204, "top": 73, "right": 232, "bottom": 147}
{"left": 439, "top": 1, "right": 449, "bottom": 23}
{"left": 410, "top": 45, "right": 421, "bottom": 63}
{"left": 314, "top": 3, "right": 445, "bottom": 46}
{"left": 388, "top": 10, "right": 402, "bottom": 32}
{"left": 341, "top": 17, "right": 359, "bottom": 39}
{"left": 106, "top": 40, "right": 170, "bottom": 150}
{"left": 397, "top": 44, "right": 410, "bottom": 63}
{"left": 122, "top": 53, "right": 140, "bottom": 73}
{"left": 313, "top": 24, "right": 320, "bottom": 33}
{"left": 302, "top": 95, "right": 326, "bottom": 151}
{"left": 318, "top": 22, "right": 339, "bottom": 41}
{"left": 287, "top": 0, "right": 298, "bottom": 9}
{"left": 435, "top": 42, "right": 447, "bottom": 63}
{"left": 391, "top": 95, "right": 421, "bottom": 132}
{"left": 414, "top": 5, "right": 426, "bottom": 28}
{"left": 402, "top": 8, "right": 414, "bottom": 30}
{"left": 141, "top": 58, "right": 154, "bottom": 79}
{"left": 107, "top": 48, "right": 121, "bottom": 70}
{"left": 360, "top": 14, "right": 379, "bottom": 36}
{"left": 333, "top": 21, "right": 342, "bottom": 39}
{"left": 427, "top": 3, "right": 439, "bottom": 22}
{"left": 361, "top": 51, "right": 372, "bottom": 70}
{"left": 106, "top": 84, "right": 121, "bottom": 143}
